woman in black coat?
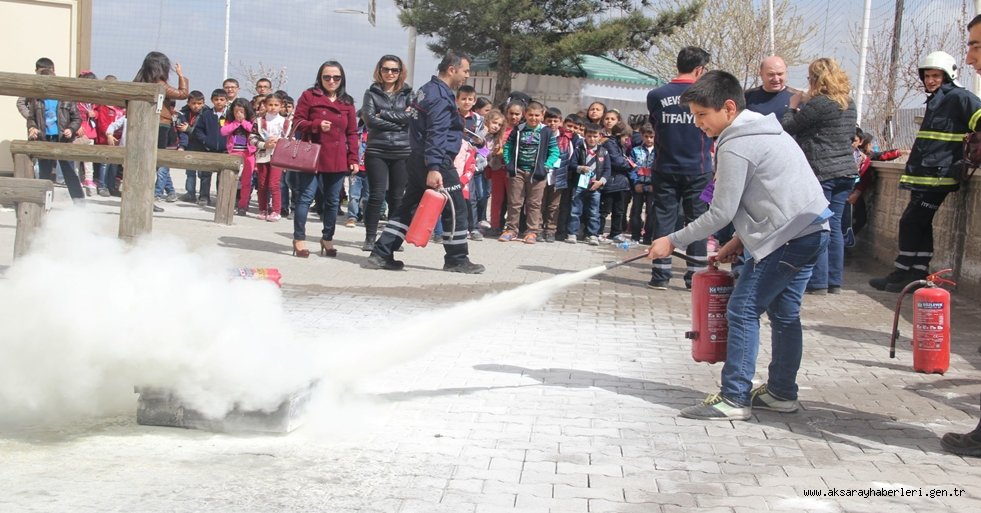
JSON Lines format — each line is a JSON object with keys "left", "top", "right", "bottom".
{"left": 781, "top": 57, "right": 858, "bottom": 294}
{"left": 360, "top": 55, "right": 413, "bottom": 252}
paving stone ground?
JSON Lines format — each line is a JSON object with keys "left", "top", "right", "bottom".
{"left": 2, "top": 187, "right": 981, "bottom": 512}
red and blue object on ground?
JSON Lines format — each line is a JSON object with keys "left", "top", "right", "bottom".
{"left": 229, "top": 267, "right": 282, "bottom": 287}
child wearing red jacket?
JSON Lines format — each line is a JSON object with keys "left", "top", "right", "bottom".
{"left": 93, "top": 76, "right": 125, "bottom": 196}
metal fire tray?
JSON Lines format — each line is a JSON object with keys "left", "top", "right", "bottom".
{"left": 134, "top": 384, "right": 314, "bottom": 434}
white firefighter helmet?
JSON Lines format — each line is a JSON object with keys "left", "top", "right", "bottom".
{"left": 919, "top": 51, "right": 958, "bottom": 84}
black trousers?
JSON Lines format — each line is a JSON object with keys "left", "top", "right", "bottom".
{"left": 895, "top": 189, "right": 949, "bottom": 273}
{"left": 364, "top": 154, "right": 408, "bottom": 239}
{"left": 374, "top": 151, "right": 470, "bottom": 266}
{"left": 599, "top": 190, "right": 629, "bottom": 237}
{"left": 38, "top": 135, "right": 84, "bottom": 200}
{"left": 651, "top": 172, "right": 710, "bottom": 282}
{"left": 629, "top": 189, "right": 655, "bottom": 242}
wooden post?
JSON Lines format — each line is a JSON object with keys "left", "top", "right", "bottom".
{"left": 13, "top": 153, "right": 33, "bottom": 179}
{"left": 216, "top": 168, "right": 238, "bottom": 225}
{"left": 1, "top": 177, "right": 53, "bottom": 259}
{"left": 118, "top": 100, "right": 159, "bottom": 242}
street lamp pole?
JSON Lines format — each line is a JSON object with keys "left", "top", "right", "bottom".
{"left": 406, "top": 24, "right": 416, "bottom": 86}
{"left": 222, "top": 0, "right": 231, "bottom": 80}
{"left": 335, "top": 1, "right": 415, "bottom": 84}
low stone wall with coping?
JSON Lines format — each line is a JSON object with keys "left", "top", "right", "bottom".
{"left": 862, "top": 161, "right": 981, "bottom": 301}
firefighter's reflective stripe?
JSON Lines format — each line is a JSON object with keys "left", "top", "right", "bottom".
{"left": 915, "top": 130, "right": 968, "bottom": 142}
{"left": 899, "top": 174, "right": 959, "bottom": 187}
{"left": 969, "top": 108, "right": 981, "bottom": 131}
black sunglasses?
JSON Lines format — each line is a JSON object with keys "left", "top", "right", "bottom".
{"left": 381, "top": 67, "right": 401, "bottom": 74}
{"left": 321, "top": 75, "right": 343, "bottom": 82}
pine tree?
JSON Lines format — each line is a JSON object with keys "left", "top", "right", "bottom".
{"left": 397, "top": 0, "right": 702, "bottom": 103}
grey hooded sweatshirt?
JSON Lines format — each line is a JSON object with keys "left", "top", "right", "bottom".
{"left": 669, "top": 110, "right": 829, "bottom": 262}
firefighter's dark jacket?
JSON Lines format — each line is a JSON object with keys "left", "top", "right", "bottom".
{"left": 901, "top": 82, "right": 981, "bottom": 192}
{"left": 409, "top": 75, "right": 463, "bottom": 172}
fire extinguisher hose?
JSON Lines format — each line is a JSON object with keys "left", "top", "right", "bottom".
{"left": 435, "top": 185, "right": 456, "bottom": 244}
{"left": 889, "top": 280, "right": 928, "bottom": 358}
{"left": 604, "top": 250, "right": 708, "bottom": 270}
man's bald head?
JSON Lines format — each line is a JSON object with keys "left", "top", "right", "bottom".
{"left": 760, "top": 56, "right": 788, "bottom": 93}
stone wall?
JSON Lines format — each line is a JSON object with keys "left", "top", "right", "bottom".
{"left": 861, "top": 162, "right": 981, "bottom": 302}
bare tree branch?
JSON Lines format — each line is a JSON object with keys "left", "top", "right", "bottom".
{"left": 232, "top": 61, "right": 289, "bottom": 96}
{"left": 626, "top": 0, "right": 816, "bottom": 88}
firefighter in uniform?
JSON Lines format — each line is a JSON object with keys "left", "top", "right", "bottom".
{"left": 362, "top": 50, "right": 485, "bottom": 274}
{"left": 869, "top": 51, "right": 981, "bottom": 292}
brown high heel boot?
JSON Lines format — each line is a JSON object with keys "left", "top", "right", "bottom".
{"left": 292, "top": 240, "right": 310, "bottom": 258}
{"left": 320, "top": 239, "right": 337, "bottom": 257}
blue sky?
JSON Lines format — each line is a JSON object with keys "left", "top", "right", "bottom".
{"left": 91, "top": 0, "right": 971, "bottom": 105}
{"left": 92, "top": 0, "right": 442, "bottom": 102}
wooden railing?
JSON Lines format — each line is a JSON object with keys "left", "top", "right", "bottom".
{"left": 9, "top": 141, "right": 242, "bottom": 225}
{"left": 0, "top": 72, "right": 242, "bottom": 258}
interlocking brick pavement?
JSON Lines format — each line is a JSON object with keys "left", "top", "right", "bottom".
{"left": 1, "top": 188, "right": 981, "bottom": 511}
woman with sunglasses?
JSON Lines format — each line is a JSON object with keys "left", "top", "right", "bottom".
{"left": 290, "top": 61, "right": 360, "bottom": 258}
{"left": 360, "top": 55, "right": 413, "bottom": 252}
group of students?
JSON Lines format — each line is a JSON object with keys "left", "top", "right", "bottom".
{"left": 162, "top": 83, "right": 295, "bottom": 221}
{"left": 18, "top": 58, "right": 125, "bottom": 202}
{"left": 444, "top": 94, "right": 660, "bottom": 249}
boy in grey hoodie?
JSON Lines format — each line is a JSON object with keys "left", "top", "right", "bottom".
{"left": 647, "top": 70, "right": 831, "bottom": 421}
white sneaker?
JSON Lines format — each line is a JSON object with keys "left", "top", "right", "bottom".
{"left": 565, "top": 235, "right": 577, "bottom": 244}
{"left": 587, "top": 235, "right": 600, "bottom": 246}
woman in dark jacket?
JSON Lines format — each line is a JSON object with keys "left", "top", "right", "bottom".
{"left": 781, "top": 57, "right": 858, "bottom": 294}
{"left": 291, "top": 60, "right": 359, "bottom": 258}
{"left": 600, "top": 122, "right": 634, "bottom": 242}
{"left": 361, "top": 55, "right": 413, "bottom": 252}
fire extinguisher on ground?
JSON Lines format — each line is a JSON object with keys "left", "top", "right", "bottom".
{"left": 889, "top": 269, "right": 955, "bottom": 374}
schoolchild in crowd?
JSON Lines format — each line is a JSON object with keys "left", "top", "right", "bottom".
{"left": 500, "top": 100, "right": 559, "bottom": 244}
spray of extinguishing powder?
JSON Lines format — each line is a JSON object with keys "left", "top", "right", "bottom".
{"left": 321, "top": 264, "right": 613, "bottom": 382}
{"left": 0, "top": 210, "right": 624, "bottom": 427}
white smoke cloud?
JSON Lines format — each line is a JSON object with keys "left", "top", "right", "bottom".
{"left": 0, "top": 210, "right": 320, "bottom": 425}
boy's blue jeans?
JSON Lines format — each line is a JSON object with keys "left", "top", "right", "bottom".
{"left": 808, "top": 176, "right": 853, "bottom": 290}
{"left": 567, "top": 186, "right": 601, "bottom": 237}
{"left": 469, "top": 172, "right": 489, "bottom": 228}
{"left": 96, "top": 163, "right": 121, "bottom": 191}
{"left": 720, "top": 229, "right": 829, "bottom": 407}
{"left": 346, "top": 172, "right": 369, "bottom": 220}
{"left": 154, "top": 166, "right": 175, "bottom": 197}
{"left": 184, "top": 170, "right": 213, "bottom": 199}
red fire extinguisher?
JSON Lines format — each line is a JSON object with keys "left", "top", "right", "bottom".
{"left": 686, "top": 263, "right": 734, "bottom": 364}
{"left": 405, "top": 188, "right": 449, "bottom": 247}
{"left": 889, "top": 269, "right": 955, "bottom": 374}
